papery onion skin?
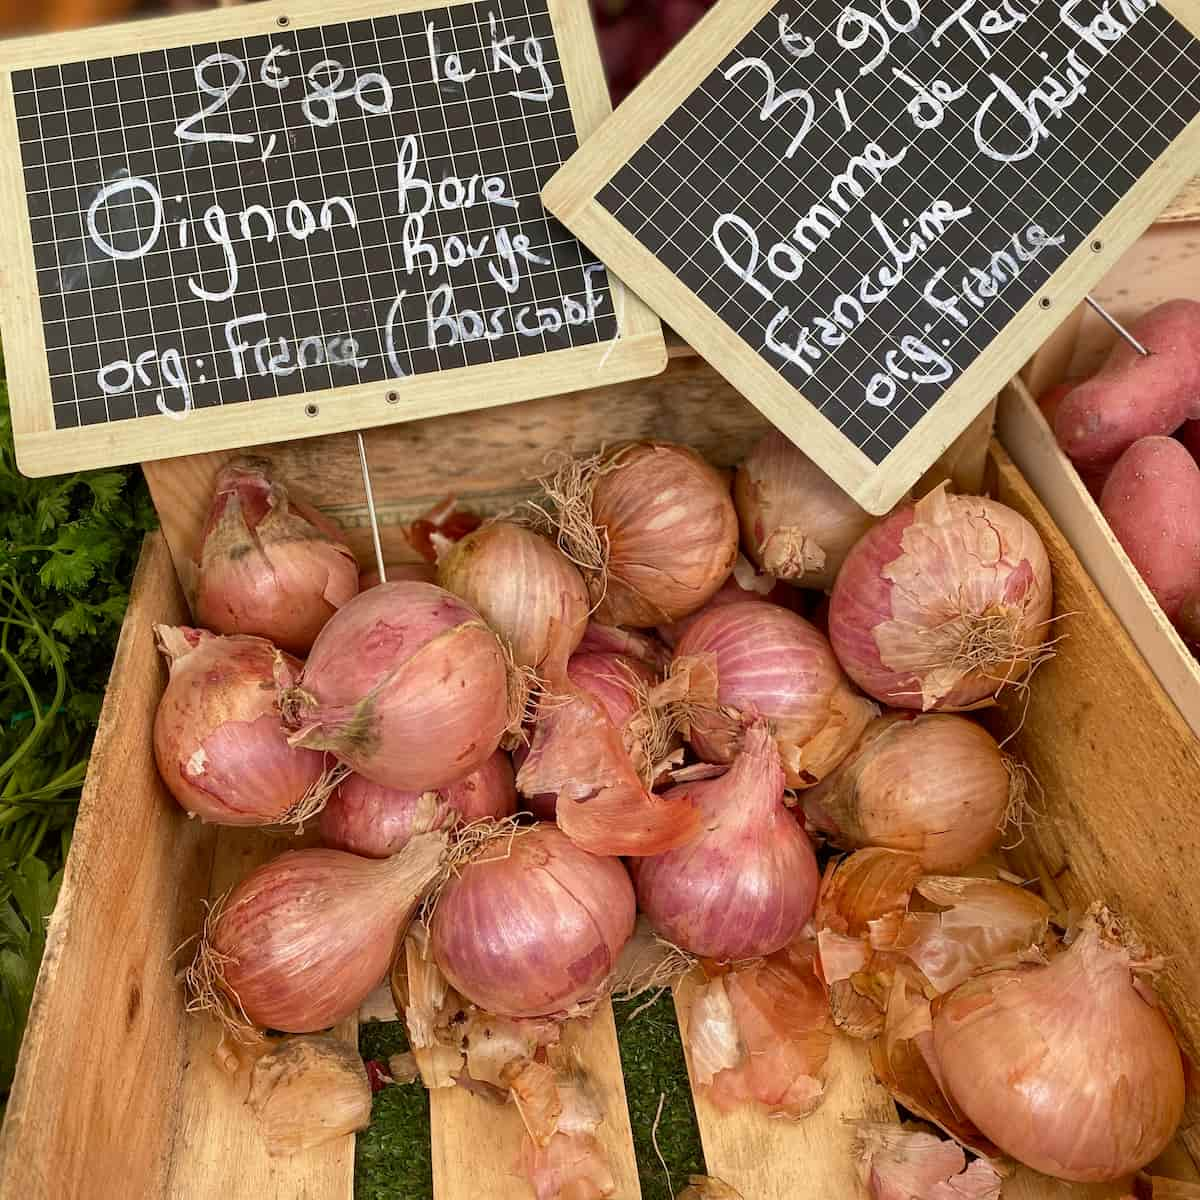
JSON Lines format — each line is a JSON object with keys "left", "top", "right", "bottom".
{"left": 735, "top": 431, "right": 876, "bottom": 591}
{"left": 438, "top": 522, "right": 589, "bottom": 676}
{"left": 286, "top": 581, "right": 510, "bottom": 791}
{"left": 580, "top": 442, "right": 739, "bottom": 626}
{"left": 676, "top": 601, "right": 876, "bottom": 788}
{"left": 193, "top": 458, "right": 359, "bottom": 655}
{"left": 829, "top": 487, "right": 1053, "bottom": 711}
{"left": 430, "top": 823, "right": 635, "bottom": 1018}
{"left": 577, "top": 621, "right": 671, "bottom": 671}
{"left": 804, "top": 714, "right": 1015, "bottom": 871}
{"left": 932, "top": 905, "right": 1185, "bottom": 1182}
{"left": 319, "top": 751, "right": 516, "bottom": 858}
{"left": 153, "top": 626, "right": 331, "bottom": 826}
{"left": 203, "top": 834, "right": 446, "bottom": 1033}
{"left": 633, "top": 723, "right": 819, "bottom": 961}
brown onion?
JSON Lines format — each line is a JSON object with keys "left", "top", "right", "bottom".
{"left": 438, "top": 521, "right": 589, "bottom": 676}
{"left": 803, "top": 714, "right": 1022, "bottom": 871}
{"left": 933, "top": 904, "right": 1185, "bottom": 1181}
{"left": 633, "top": 723, "right": 819, "bottom": 960}
{"left": 153, "top": 626, "right": 334, "bottom": 827}
{"left": 430, "top": 823, "right": 635, "bottom": 1017}
{"left": 285, "top": 581, "right": 512, "bottom": 791}
{"left": 536, "top": 442, "right": 738, "bottom": 626}
{"left": 735, "top": 430, "right": 876, "bottom": 590}
{"left": 188, "top": 833, "right": 446, "bottom": 1033}
{"left": 830, "top": 486, "right": 1053, "bottom": 710}
{"left": 319, "top": 751, "right": 517, "bottom": 858}
{"left": 192, "top": 458, "right": 359, "bottom": 655}
{"left": 675, "top": 601, "right": 876, "bottom": 788}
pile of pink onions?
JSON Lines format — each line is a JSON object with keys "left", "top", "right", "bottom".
{"left": 192, "top": 458, "right": 359, "bottom": 655}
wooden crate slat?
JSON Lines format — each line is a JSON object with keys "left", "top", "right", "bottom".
{"left": 431, "top": 1000, "right": 640, "bottom": 1200}
{"left": 165, "top": 826, "right": 358, "bottom": 1200}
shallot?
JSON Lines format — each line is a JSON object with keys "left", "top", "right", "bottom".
{"left": 633, "top": 723, "right": 819, "bottom": 960}
{"left": 830, "top": 485, "right": 1053, "bottom": 710}
{"left": 319, "top": 751, "right": 516, "bottom": 858}
{"left": 674, "top": 601, "right": 876, "bottom": 787}
{"left": 430, "top": 823, "right": 635, "bottom": 1017}
{"left": 734, "top": 430, "right": 876, "bottom": 590}
{"left": 192, "top": 458, "right": 358, "bottom": 655}
{"left": 438, "top": 521, "right": 589, "bottom": 675}
{"left": 804, "top": 714, "right": 1023, "bottom": 871}
{"left": 933, "top": 904, "right": 1185, "bottom": 1181}
{"left": 534, "top": 442, "right": 738, "bottom": 626}
{"left": 153, "top": 626, "right": 335, "bottom": 827}
{"left": 187, "top": 832, "right": 446, "bottom": 1034}
{"left": 284, "top": 581, "right": 513, "bottom": 791}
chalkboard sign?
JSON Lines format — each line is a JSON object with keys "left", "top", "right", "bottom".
{"left": 545, "top": 0, "right": 1200, "bottom": 513}
{"left": 0, "top": 0, "right": 665, "bottom": 476}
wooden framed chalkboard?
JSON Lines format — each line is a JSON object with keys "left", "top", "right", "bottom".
{"left": 544, "top": 0, "right": 1200, "bottom": 514}
{"left": 0, "top": 0, "right": 666, "bottom": 477}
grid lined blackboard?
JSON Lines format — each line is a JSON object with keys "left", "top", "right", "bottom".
{"left": 13, "top": 0, "right": 616, "bottom": 431}
{"left": 596, "top": 0, "right": 1200, "bottom": 465}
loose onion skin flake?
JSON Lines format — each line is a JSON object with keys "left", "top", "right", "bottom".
{"left": 319, "top": 751, "right": 516, "bottom": 858}
{"left": 853, "top": 1122, "right": 1002, "bottom": 1200}
{"left": 284, "top": 581, "right": 512, "bottom": 791}
{"left": 735, "top": 430, "right": 876, "bottom": 591}
{"left": 187, "top": 832, "right": 447, "bottom": 1035}
{"left": 438, "top": 521, "right": 590, "bottom": 677}
{"left": 430, "top": 823, "right": 635, "bottom": 1018}
{"left": 830, "top": 485, "right": 1053, "bottom": 711}
{"left": 535, "top": 441, "right": 739, "bottom": 627}
{"left": 803, "top": 714, "right": 1022, "bottom": 871}
{"left": 675, "top": 601, "right": 877, "bottom": 788}
{"left": 192, "top": 458, "right": 359, "bottom": 656}
{"left": 153, "top": 626, "right": 335, "bottom": 828}
{"left": 633, "top": 723, "right": 819, "bottom": 961}
{"left": 933, "top": 904, "right": 1186, "bottom": 1181}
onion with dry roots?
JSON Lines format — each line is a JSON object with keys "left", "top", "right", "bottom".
{"left": 153, "top": 626, "right": 337, "bottom": 828}
{"left": 803, "top": 713, "right": 1026, "bottom": 871}
{"left": 829, "top": 485, "right": 1053, "bottom": 710}
{"left": 429, "top": 822, "right": 636, "bottom": 1018}
{"left": 192, "top": 458, "right": 359, "bottom": 655}
{"left": 533, "top": 441, "right": 739, "bottom": 627}
{"left": 187, "top": 832, "right": 446, "bottom": 1034}
{"left": 438, "top": 521, "right": 589, "bottom": 677}
{"left": 319, "top": 751, "right": 517, "bottom": 858}
{"left": 284, "top": 581, "right": 515, "bottom": 791}
{"left": 933, "top": 904, "right": 1185, "bottom": 1181}
{"left": 674, "top": 601, "right": 877, "bottom": 788}
{"left": 734, "top": 430, "right": 876, "bottom": 590}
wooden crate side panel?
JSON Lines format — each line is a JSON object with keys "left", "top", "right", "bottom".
{"left": 0, "top": 534, "right": 217, "bottom": 1200}
{"left": 986, "top": 444, "right": 1200, "bottom": 1064}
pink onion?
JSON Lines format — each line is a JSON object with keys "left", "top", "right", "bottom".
{"left": 438, "top": 521, "right": 589, "bottom": 675}
{"left": 633, "top": 723, "right": 819, "bottom": 960}
{"left": 359, "top": 562, "right": 437, "bottom": 590}
{"left": 735, "top": 430, "right": 876, "bottom": 590}
{"left": 320, "top": 751, "right": 517, "bottom": 858}
{"left": 933, "top": 904, "right": 1185, "bottom": 1181}
{"left": 538, "top": 442, "right": 738, "bottom": 626}
{"left": 803, "top": 714, "right": 1020, "bottom": 871}
{"left": 830, "top": 486, "right": 1053, "bottom": 710}
{"left": 674, "top": 601, "right": 877, "bottom": 788}
{"left": 189, "top": 833, "right": 446, "bottom": 1033}
{"left": 153, "top": 626, "right": 334, "bottom": 827}
{"left": 285, "top": 582, "right": 512, "bottom": 791}
{"left": 430, "top": 823, "right": 635, "bottom": 1017}
{"left": 192, "top": 458, "right": 359, "bottom": 655}
{"left": 576, "top": 621, "right": 671, "bottom": 671}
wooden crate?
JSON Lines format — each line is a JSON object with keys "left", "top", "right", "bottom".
{"left": 2, "top": 354, "right": 1199, "bottom": 1200}
{"left": 998, "top": 222, "right": 1200, "bottom": 740}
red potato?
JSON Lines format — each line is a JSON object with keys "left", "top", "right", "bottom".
{"left": 1055, "top": 300, "right": 1200, "bottom": 468}
{"left": 1099, "top": 437, "right": 1200, "bottom": 623}
{"left": 1041, "top": 381, "right": 1109, "bottom": 498}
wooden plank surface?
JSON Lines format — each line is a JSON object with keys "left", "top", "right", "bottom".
{"left": 431, "top": 1001, "right": 641, "bottom": 1200}
{"left": 1161, "top": 176, "right": 1200, "bottom": 222}
{"left": 0, "top": 534, "right": 216, "bottom": 1200}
